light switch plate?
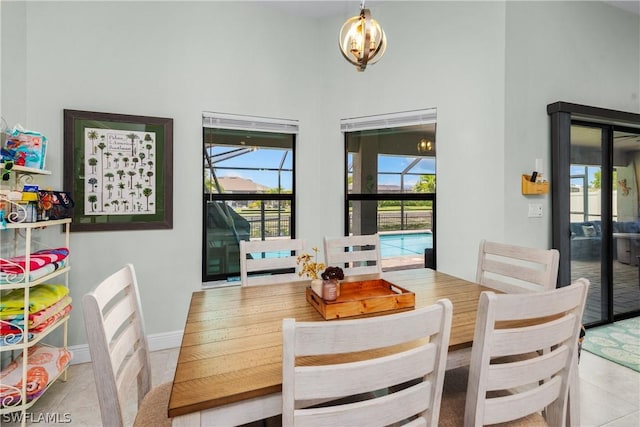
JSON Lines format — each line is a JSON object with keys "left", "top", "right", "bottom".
{"left": 528, "top": 203, "right": 543, "bottom": 218}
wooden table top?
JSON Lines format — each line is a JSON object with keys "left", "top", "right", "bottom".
{"left": 168, "top": 268, "right": 491, "bottom": 418}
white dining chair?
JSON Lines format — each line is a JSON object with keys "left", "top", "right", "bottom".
{"left": 82, "top": 264, "right": 172, "bottom": 427}
{"left": 439, "top": 278, "right": 589, "bottom": 427}
{"left": 444, "top": 240, "right": 567, "bottom": 407}
{"left": 476, "top": 239, "right": 560, "bottom": 293}
{"left": 282, "top": 299, "right": 453, "bottom": 427}
{"left": 323, "top": 233, "right": 382, "bottom": 277}
{"left": 239, "top": 238, "right": 307, "bottom": 286}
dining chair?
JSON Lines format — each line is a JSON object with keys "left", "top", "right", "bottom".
{"left": 282, "top": 299, "right": 453, "bottom": 427}
{"left": 439, "top": 278, "right": 589, "bottom": 427}
{"left": 476, "top": 239, "right": 560, "bottom": 293}
{"left": 239, "top": 238, "right": 307, "bottom": 286}
{"left": 323, "top": 233, "right": 382, "bottom": 276}
{"left": 82, "top": 264, "right": 172, "bottom": 427}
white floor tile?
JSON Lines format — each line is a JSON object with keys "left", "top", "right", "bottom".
{"left": 603, "top": 411, "right": 640, "bottom": 427}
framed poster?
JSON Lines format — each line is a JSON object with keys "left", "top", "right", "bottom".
{"left": 63, "top": 109, "right": 173, "bottom": 231}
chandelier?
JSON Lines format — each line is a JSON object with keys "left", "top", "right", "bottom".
{"left": 338, "top": 1, "right": 387, "bottom": 71}
{"left": 417, "top": 139, "right": 433, "bottom": 154}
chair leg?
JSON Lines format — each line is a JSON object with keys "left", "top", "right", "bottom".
{"left": 567, "top": 353, "right": 581, "bottom": 426}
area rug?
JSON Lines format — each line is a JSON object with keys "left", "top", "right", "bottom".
{"left": 582, "top": 317, "right": 640, "bottom": 372}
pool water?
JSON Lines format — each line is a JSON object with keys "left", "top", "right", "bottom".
{"left": 379, "top": 232, "right": 432, "bottom": 258}
{"left": 243, "top": 232, "right": 433, "bottom": 260}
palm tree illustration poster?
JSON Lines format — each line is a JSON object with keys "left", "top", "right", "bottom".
{"left": 83, "top": 127, "right": 156, "bottom": 216}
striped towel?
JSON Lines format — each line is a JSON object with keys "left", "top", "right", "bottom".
{"left": 0, "top": 248, "right": 69, "bottom": 274}
{"left": 0, "top": 259, "right": 67, "bottom": 285}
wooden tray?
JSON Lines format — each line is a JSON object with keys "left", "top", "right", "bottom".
{"left": 306, "top": 278, "right": 415, "bottom": 320}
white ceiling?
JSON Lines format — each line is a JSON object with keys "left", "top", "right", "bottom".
{"left": 606, "top": 0, "right": 640, "bottom": 15}
{"left": 263, "top": 0, "right": 640, "bottom": 18}
{"left": 262, "top": 1, "right": 384, "bottom": 18}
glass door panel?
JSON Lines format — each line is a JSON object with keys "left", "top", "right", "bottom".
{"left": 550, "top": 102, "right": 640, "bottom": 328}
{"left": 570, "top": 124, "right": 604, "bottom": 324}
{"left": 570, "top": 123, "right": 640, "bottom": 324}
{"left": 612, "top": 130, "right": 640, "bottom": 317}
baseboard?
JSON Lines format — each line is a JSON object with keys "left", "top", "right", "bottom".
{"left": 69, "top": 329, "right": 183, "bottom": 365}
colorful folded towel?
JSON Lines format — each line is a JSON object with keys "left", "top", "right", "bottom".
{"left": 30, "top": 304, "right": 72, "bottom": 333}
{"left": 0, "top": 248, "right": 69, "bottom": 274}
{"left": 0, "top": 332, "right": 34, "bottom": 346}
{"left": 0, "top": 259, "right": 67, "bottom": 285}
{"left": 0, "top": 304, "right": 71, "bottom": 346}
{"left": 0, "top": 284, "right": 69, "bottom": 317}
{"left": 0, "top": 322, "right": 24, "bottom": 334}
{"left": 0, "top": 345, "right": 72, "bottom": 406}
{"left": 3, "top": 295, "right": 72, "bottom": 328}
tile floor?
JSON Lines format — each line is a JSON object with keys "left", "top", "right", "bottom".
{"left": 572, "top": 259, "right": 640, "bottom": 324}
{"left": 1, "top": 347, "right": 638, "bottom": 426}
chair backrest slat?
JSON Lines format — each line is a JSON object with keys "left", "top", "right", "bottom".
{"left": 491, "top": 315, "right": 576, "bottom": 357}
{"left": 323, "top": 233, "right": 382, "bottom": 277}
{"left": 102, "top": 292, "right": 138, "bottom": 345}
{"left": 239, "top": 238, "right": 306, "bottom": 286}
{"left": 476, "top": 239, "right": 559, "bottom": 293}
{"left": 483, "top": 377, "right": 562, "bottom": 425}
{"left": 487, "top": 345, "right": 569, "bottom": 390}
{"left": 295, "top": 344, "right": 437, "bottom": 401}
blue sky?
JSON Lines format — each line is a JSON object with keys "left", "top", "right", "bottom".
{"left": 212, "top": 147, "right": 436, "bottom": 190}
{"left": 570, "top": 165, "right": 600, "bottom": 187}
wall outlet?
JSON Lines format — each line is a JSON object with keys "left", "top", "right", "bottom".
{"left": 528, "top": 203, "right": 543, "bottom": 218}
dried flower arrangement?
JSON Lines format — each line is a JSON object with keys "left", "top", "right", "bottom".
{"left": 296, "top": 247, "right": 326, "bottom": 280}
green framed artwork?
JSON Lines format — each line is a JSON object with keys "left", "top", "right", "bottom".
{"left": 63, "top": 109, "right": 173, "bottom": 231}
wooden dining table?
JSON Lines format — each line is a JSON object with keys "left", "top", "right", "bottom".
{"left": 168, "top": 268, "right": 581, "bottom": 426}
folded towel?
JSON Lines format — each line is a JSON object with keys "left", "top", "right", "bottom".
{"left": 3, "top": 295, "right": 72, "bottom": 328}
{"left": 0, "top": 332, "right": 34, "bottom": 346}
{"left": 0, "top": 320, "right": 23, "bottom": 335}
{"left": 0, "top": 345, "right": 72, "bottom": 406}
{"left": 0, "top": 248, "right": 69, "bottom": 274}
{"left": 30, "top": 304, "right": 72, "bottom": 333}
{"left": 0, "top": 304, "right": 71, "bottom": 345}
{"left": 0, "top": 284, "right": 69, "bottom": 317}
{"left": 0, "top": 259, "right": 67, "bottom": 285}
{"left": 0, "top": 321, "right": 24, "bottom": 334}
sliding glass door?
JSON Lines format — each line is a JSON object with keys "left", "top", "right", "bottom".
{"left": 551, "top": 101, "right": 640, "bottom": 326}
{"left": 611, "top": 129, "right": 640, "bottom": 318}
{"left": 569, "top": 123, "right": 640, "bottom": 324}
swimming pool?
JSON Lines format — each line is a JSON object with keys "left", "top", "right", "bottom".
{"left": 241, "top": 231, "right": 432, "bottom": 260}
{"left": 379, "top": 231, "right": 432, "bottom": 258}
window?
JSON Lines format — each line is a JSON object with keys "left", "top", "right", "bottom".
{"left": 202, "top": 113, "right": 298, "bottom": 283}
{"left": 342, "top": 109, "right": 437, "bottom": 271}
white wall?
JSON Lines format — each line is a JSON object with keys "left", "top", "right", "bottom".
{"left": 318, "top": 1, "right": 507, "bottom": 279}
{"left": 0, "top": 0, "right": 26, "bottom": 121}
{"left": 504, "top": 1, "right": 640, "bottom": 258}
{"left": 1, "top": 1, "right": 638, "bottom": 347}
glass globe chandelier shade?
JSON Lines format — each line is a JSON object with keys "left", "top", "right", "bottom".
{"left": 417, "top": 139, "right": 433, "bottom": 153}
{"left": 339, "top": 7, "right": 387, "bottom": 72}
